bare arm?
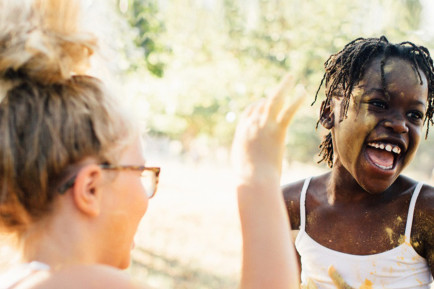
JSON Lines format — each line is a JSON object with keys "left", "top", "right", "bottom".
{"left": 232, "top": 75, "right": 304, "bottom": 289}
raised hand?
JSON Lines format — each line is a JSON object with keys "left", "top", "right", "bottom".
{"left": 232, "top": 75, "right": 305, "bottom": 289}
{"left": 231, "top": 74, "right": 305, "bottom": 186}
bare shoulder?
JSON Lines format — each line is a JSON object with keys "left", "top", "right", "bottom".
{"left": 282, "top": 174, "right": 329, "bottom": 230}
{"left": 281, "top": 178, "right": 305, "bottom": 230}
{"left": 411, "top": 180, "right": 434, "bottom": 272}
{"left": 31, "top": 265, "right": 150, "bottom": 289}
{"left": 417, "top": 182, "right": 434, "bottom": 204}
{"left": 413, "top": 181, "right": 434, "bottom": 218}
{"left": 414, "top": 181, "right": 434, "bottom": 221}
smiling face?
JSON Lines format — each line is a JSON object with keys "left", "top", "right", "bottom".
{"left": 327, "top": 56, "right": 428, "bottom": 194}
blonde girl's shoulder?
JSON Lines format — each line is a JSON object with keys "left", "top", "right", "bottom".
{"left": 27, "top": 264, "right": 150, "bottom": 289}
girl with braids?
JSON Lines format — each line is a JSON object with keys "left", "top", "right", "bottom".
{"left": 0, "top": 0, "right": 302, "bottom": 288}
{"left": 283, "top": 36, "right": 434, "bottom": 288}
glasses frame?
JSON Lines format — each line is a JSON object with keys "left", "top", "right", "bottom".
{"left": 58, "top": 164, "right": 161, "bottom": 198}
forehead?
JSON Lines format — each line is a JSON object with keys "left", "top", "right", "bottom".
{"left": 362, "top": 57, "right": 421, "bottom": 82}
{"left": 357, "top": 56, "right": 428, "bottom": 101}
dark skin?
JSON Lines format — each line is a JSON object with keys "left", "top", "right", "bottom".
{"left": 283, "top": 57, "right": 434, "bottom": 276}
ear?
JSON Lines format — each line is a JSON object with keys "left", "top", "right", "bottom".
{"left": 71, "top": 164, "right": 103, "bottom": 217}
{"left": 319, "top": 100, "right": 335, "bottom": 130}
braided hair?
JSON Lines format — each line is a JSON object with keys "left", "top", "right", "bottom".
{"left": 314, "top": 36, "right": 434, "bottom": 168}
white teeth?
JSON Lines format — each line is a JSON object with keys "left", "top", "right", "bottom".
{"left": 376, "top": 163, "right": 393, "bottom": 170}
{"left": 385, "top": 144, "right": 392, "bottom": 152}
{"left": 367, "top": 142, "right": 401, "bottom": 155}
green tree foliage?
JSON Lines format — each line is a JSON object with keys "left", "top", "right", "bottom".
{"left": 118, "top": 0, "right": 433, "bottom": 173}
{"left": 118, "top": 0, "right": 169, "bottom": 77}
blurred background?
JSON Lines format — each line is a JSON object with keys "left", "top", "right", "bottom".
{"left": 90, "top": 0, "right": 434, "bottom": 181}
{"left": 2, "top": 0, "right": 434, "bottom": 288}
{"left": 98, "top": 1, "right": 434, "bottom": 287}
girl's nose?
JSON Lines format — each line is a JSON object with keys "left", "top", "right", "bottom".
{"left": 383, "top": 116, "right": 409, "bottom": 134}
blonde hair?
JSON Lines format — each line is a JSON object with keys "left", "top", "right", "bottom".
{"left": 0, "top": 0, "right": 135, "bottom": 236}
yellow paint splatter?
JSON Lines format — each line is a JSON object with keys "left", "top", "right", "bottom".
{"left": 398, "top": 234, "right": 406, "bottom": 245}
{"left": 385, "top": 227, "right": 394, "bottom": 244}
{"left": 359, "top": 279, "right": 373, "bottom": 289}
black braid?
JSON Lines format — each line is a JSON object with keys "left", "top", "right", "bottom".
{"left": 314, "top": 36, "right": 434, "bottom": 168}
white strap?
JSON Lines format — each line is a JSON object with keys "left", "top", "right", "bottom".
{"left": 0, "top": 262, "right": 50, "bottom": 289}
{"left": 299, "top": 177, "right": 312, "bottom": 232}
{"left": 404, "top": 182, "right": 424, "bottom": 240}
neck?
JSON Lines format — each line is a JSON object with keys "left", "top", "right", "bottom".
{"left": 327, "top": 165, "right": 375, "bottom": 204}
{"left": 19, "top": 214, "right": 100, "bottom": 270}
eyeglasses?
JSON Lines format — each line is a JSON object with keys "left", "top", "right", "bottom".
{"left": 100, "top": 164, "right": 160, "bottom": 198}
{"left": 58, "top": 164, "right": 161, "bottom": 198}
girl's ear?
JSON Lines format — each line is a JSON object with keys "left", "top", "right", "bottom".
{"left": 71, "top": 164, "right": 103, "bottom": 217}
{"left": 320, "top": 100, "right": 335, "bottom": 130}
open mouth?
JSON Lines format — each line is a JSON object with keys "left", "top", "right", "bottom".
{"left": 365, "top": 141, "right": 401, "bottom": 170}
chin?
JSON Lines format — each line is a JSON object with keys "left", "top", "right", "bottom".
{"left": 118, "top": 256, "right": 132, "bottom": 270}
{"left": 359, "top": 175, "right": 398, "bottom": 194}
{"left": 364, "top": 184, "right": 391, "bottom": 195}
{"left": 113, "top": 245, "right": 134, "bottom": 269}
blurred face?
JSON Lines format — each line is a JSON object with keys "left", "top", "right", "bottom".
{"left": 100, "top": 138, "right": 150, "bottom": 269}
{"left": 330, "top": 57, "right": 427, "bottom": 193}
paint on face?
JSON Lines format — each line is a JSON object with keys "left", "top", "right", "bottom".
{"left": 330, "top": 57, "right": 428, "bottom": 194}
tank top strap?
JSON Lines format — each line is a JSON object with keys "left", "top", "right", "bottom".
{"left": 404, "top": 182, "right": 424, "bottom": 240}
{"left": 299, "top": 176, "right": 312, "bottom": 232}
{"left": 0, "top": 261, "right": 50, "bottom": 289}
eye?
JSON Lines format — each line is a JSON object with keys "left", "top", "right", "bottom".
{"left": 407, "top": 110, "right": 424, "bottom": 121}
{"left": 368, "top": 99, "right": 387, "bottom": 109}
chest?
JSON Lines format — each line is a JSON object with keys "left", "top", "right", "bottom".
{"left": 304, "top": 196, "right": 415, "bottom": 255}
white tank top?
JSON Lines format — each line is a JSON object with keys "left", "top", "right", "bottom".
{"left": 0, "top": 261, "right": 50, "bottom": 289}
{"left": 295, "top": 177, "right": 433, "bottom": 289}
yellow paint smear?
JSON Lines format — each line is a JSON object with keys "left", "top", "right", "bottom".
{"left": 385, "top": 227, "right": 394, "bottom": 244}
{"left": 359, "top": 279, "right": 373, "bottom": 289}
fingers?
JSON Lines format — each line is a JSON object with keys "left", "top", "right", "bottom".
{"left": 237, "top": 99, "right": 267, "bottom": 130}
{"left": 240, "top": 101, "right": 258, "bottom": 120}
{"left": 328, "top": 266, "right": 354, "bottom": 289}
{"left": 264, "top": 74, "right": 305, "bottom": 129}
{"left": 266, "top": 74, "right": 294, "bottom": 120}
{"left": 241, "top": 74, "right": 305, "bottom": 128}
{"left": 236, "top": 74, "right": 305, "bottom": 138}
{"left": 279, "top": 83, "right": 306, "bottom": 127}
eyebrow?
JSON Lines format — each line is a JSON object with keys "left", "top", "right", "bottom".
{"left": 360, "top": 87, "right": 386, "bottom": 98}
{"left": 361, "top": 86, "right": 426, "bottom": 108}
{"left": 413, "top": 100, "right": 427, "bottom": 109}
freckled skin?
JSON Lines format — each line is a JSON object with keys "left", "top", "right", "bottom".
{"left": 283, "top": 57, "right": 434, "bottom": 275}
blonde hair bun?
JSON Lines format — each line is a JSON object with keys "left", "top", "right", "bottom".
{"left": 0, "top": 0, "right": 97, "bottom": 84}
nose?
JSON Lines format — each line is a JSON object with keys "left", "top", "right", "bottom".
{"left": 383, "top": 115, "right": 409, "bottom": 134}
